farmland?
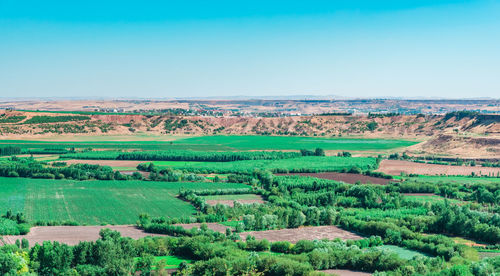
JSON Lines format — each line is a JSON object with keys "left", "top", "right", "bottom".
{"left": 174, "top": 135, "right": 419, "bottom": 151}
{"left": 0, "top": 177, "right": 247, "bottom": 224}
{"left": 378, "top": 159, "right": 500, "bottom": 176}
{"left": 275, "top": 172, "right": 394, "bottom": 185}
{"left": 150, "top": 156, "right": 377, "bottom": 173}
{"left": 0, "top": 113, "right": 498, "bottom": 275}
{"left": 0, "top": 135, "right": 418, "bottom": 152}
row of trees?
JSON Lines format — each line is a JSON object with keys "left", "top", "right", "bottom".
{"left": 0, "top": 157, "right": 129, "bottom": 181}
{"left": 63, "top": 150, "right": 301, "bottom": 162}
{"left": 0, "top": 146, "right": 21, "bottom": 156}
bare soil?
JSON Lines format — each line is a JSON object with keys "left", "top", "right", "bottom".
{"left": 0, "top": 225, "right": 165, "bottom": 247}
{"left": 240, "top": 226, "right": 362, "bottom": 243}
{"left": 321, "top": 269, "right": 372, "bottom": 276}
{"left": 409, "top": 134, "right": 500, "bottom": 158}
{"left": 276, "top": 172, "right": 393, "bottom": 185}
{"left": 377, "top": 160, "right": 500, "bottom": 176}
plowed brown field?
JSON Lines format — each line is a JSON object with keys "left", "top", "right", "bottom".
{"left": 377, "top": 160, "right": 500, "bottom": 176}
{"left": 1, "top": 225, "right": 165, "bottom": 247}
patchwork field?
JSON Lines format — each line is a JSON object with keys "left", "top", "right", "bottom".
{"left": 0, "top": 177, "right": 248, "bottom": 224}
{"left": 378, "top": 160, "right": 500, "bottom": 176}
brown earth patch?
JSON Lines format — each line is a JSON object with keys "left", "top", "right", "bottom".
{"left": 240, "top": 226, "right": 362, "bottom": 243}
{"left": 377, "top": 159, "right": 500, "bottom": 176}
{"left": 119, "top": 170, "right": 150, "bottom": 177}
{"left": 174, "top": 223, "right": 229, "bottom": 233}
{"left": 321, "top": 269, "right": 372, "bottom": 276}
{"left": 276, "top": 172, "right": 393, "bottom": 185}
{"left": 0, "top": 225, "right": 165, "bottom": 247}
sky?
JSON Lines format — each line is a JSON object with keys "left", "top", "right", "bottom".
{"left": 0, "top": 0, "right": 499, "bottom": 99}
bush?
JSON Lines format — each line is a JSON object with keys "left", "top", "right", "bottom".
{"left": 271, "top": 241, "right": 292, "bottom": 253}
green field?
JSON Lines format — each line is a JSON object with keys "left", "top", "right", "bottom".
{"left": 376, "top": 245, "right": 428, "bottom": 260}
{"left": 151, "top": 156, "right": 377, "bottom": 173}
{"left": 176, "top": 135, "right": 418, "bottom": 151}
{"left": 0, "top": 177, "right": 248, "bottom": 225}
{"left": 0, "top": 135, "right": 418, "bottom": 152}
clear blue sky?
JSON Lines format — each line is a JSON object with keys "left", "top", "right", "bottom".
{"left": 1, "top": 0, "right": 499, "bottom": 98}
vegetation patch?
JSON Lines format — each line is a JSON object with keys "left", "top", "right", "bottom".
{"left": 376, "top": 245, "right": 428, "bottom": 260}
{"left": 23, "top": 115, "right": 91, "bottom": 124}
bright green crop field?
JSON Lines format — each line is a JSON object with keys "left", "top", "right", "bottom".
{"left": 0, "top": 135, "right": 418, "bottom": 152}
{"left": 151, "top": 156, "right": 377, "bottom": 173}
{"left": 0, "top": 177, "right": 248, "bottom": 225}
{"left": 175, "top": 135, "right": 418, "bottom": 151}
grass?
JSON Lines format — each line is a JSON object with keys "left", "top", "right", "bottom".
{"left": 175, "top": 135, "right": 418, "bottom": 151}
{"left": 342, "top": 207, "right": 428, "bottom": 220}
{"left": 478, "top": 251, "right": 500, "bottom": 259}
{"left": 219, "top": 221, "right": 241, "bottom": 227}
{"left": 0, "top": 177, "right": 248, "bottom": 225}
{"left": 151, "top": 156, "right": 377, "bottom": 173}
{"left": 403, "top": 195, "right": 462, "bottom": 204}
{"left": 134, "top": 256, "right": 191, "bottom": 270}
{"left": 376, "top": 245, "right": 428, "bottom": 260}
{"left": 452, "top": 237, "right": 488, "bottom": 247}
